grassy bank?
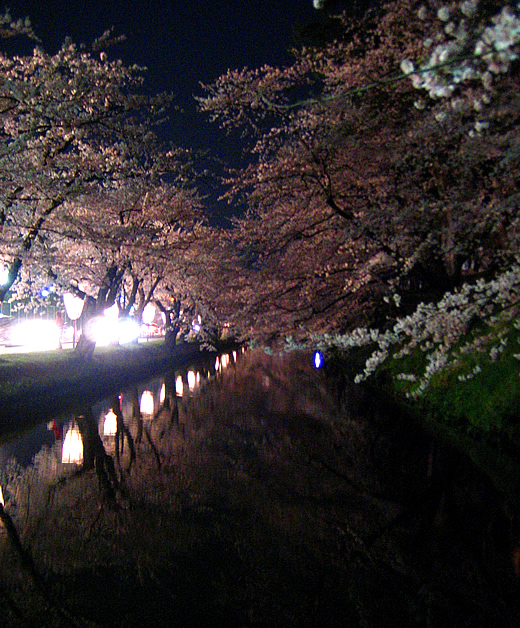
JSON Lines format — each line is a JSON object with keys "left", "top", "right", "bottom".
{"left": 353, "top": 322, "right": 520, "bottom": 508}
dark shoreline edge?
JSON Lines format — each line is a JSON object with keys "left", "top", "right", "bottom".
{"left": 0, "top": 341, "right": 237, "bottom": 439}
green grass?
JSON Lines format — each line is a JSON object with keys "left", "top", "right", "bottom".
{"left": 0, "top": 340, "right": 165, "bottom": 393}
{"left": 420, "top": 331, "right": 519, "bottom": 436}
{"left": 365, "top": 319, "right": 520, "bottom": 507}
{"left": 372, "top": 315, "right": 520, "bottom": 433}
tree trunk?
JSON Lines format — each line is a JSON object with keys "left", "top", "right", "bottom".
{"left": 73, "top": 295, "right": 97, "bottom": 362}
{"left": 156, "top": 297, "right": 181, "bottom": 351}
{"left": 74, "top": 333, "right": 96, "bottom": 362}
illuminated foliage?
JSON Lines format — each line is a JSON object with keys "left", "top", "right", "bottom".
{"left": 0, "top": 21, "right": 208, "bottom": 353}
{"left": 199, "top": 1, "right": 520, "bottom": 342}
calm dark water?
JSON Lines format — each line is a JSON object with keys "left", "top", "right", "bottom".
{"left": 0, "top": 349, "right": 237, "bottom": 468}
{"left": 0, "top": 348, "right": 519, "bottom": 627}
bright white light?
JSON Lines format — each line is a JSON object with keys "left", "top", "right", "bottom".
{"left": 313, "top": 350, "right": 324, "bottom": 369}
{"left": 86, "top": 316, "right": 117, "bottom": 346}
{"left": 103, "top": 409, "right": 118, "bottom": 436}
{"left": 10, "top": 320, "right": 61, "bottom": 350}
{"left": 40, "top": 284, "right": 55, "bottom": 298}
{"left": 140, "top": 390, "right": 154, "bottom": 416}
{"left": 63, "top": 293, "right": 84, "bottom": 321}
{"left": 187, "top": 369, "right": 199, "bottom": 390}
{"left": 0, "top": 267, "right": 9, "bottom": 286}
{"left": 62, "top": 424, "right": 83, "bottom": 464}
{"left": 175, "top": 375, "right": 183, "bottom": 396}
{"left": 215, "top": 357, "right": 220, "bottom": 371}
{"left": 86, "top": 316, "right": 139, "bottom": 346}
{"left": 142, "top": 303, "right": 156, "bottom": 325}
{"left": 221, "top": 354, "right": 230, "bottom": 369}
{"left": 159, "top": 383, "right": 166, "bottom": 403}
{"left": 103, "top": 303, "right": 119, "bottom": 320}
{"left": 313, "top": 0, "right": 325, "bottom": 9}
{"left": 0, "top": 483, "right": 4, "bottom": 506}
{"left": 118, "top": 318, "right": 140, "bottom": 344}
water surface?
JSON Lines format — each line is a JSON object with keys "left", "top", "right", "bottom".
{"left": 0, "top": 349, "right": 518, "bottom": 627}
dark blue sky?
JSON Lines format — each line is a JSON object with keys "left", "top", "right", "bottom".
{"left": 5, "top": 0, "right": 358, "bottom": 217}
{"left": 7, "top": 1, "right": 346, "bottom": 148}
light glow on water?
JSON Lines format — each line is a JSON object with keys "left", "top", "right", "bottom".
{"left": 103, "top": 410, "right": 118, "bottom": 436}
{"left": 140, "top": 390, "right": 154, "bottom": 416}
{"left": 62, "top": 424, "right": 83, "bottom": 464}
{"left": 188, "top": 370, "right": 200, "bottom": 390}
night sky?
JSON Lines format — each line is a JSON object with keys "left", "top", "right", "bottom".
{"left": 4, "top": 0, "right": 358, "bottom": 216}
{"left": 5, "top": 1, "right": 356, "bottom": 148}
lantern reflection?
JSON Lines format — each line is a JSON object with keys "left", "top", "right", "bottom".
{"left": 159, "top": 383, "right": 166, "bottom": 404}
{"left": 62, "top": 423, "right": 83, "bottom": 464}
{"left": 175, "top": 375, "right": 183, "bottom": 396}
{"left": 140, "top": 390, "right": 154, "bottom": 416}
{"left": 104, "top": 409, "right": 118, "bottom": 436}
{"left": 187, "top": 370, "right": 199, "bottom": 390}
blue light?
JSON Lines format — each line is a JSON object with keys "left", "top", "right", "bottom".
{"left": 39, "top": 283, "right": 55, "bottom": 298}
{"left": 313, "top": 350, "right": 324, "bottom": 369}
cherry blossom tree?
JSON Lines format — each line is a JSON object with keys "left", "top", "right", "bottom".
{"left": 198, "top": 0, "right": 520, "bottom": 342}
{"left": 0, "top": 19, "right": 217, "bottom": 357}
{"left": 0, "top": 32, "right": 173, "bottom": 304}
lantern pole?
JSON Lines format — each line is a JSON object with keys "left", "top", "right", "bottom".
{"left": 63, "top": 293, "right": 85, "bottom": 348}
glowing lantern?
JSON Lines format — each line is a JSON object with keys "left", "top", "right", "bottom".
{"left": 63, "top": 293, "right": 85, "bottom": 348}
{"left": 140, "top": 390, "right": 154, "bottom": 416}
{"left": 159, "top": 383, "right": 166, "bottom": 404}
{"left": 62, "top": 423, "right": 83, "bottom": 464}
{"left": 221, "top": 354, "right": 230, "bottom": 369}
{"left": 175, "top": 375, "right": 183, "bottom": 396}
{"left": 0, "top": 483, "right": 4, "bottom": 506}
{"left": 142, "top": 303, "right": 156, "bottom": 325}
{"left": 63, "top": 293, "right": 84, "bottom": 320}
{"left": 103, "top": 409, "right": 118, "bottom": 436}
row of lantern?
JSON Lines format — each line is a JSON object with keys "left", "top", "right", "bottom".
{"left": 103, "top": 352, "right": 239, "bottom": 435}
{"left": 0, "top": 350, "right": 245, "bottom": 506}
{"left": 61, "top": 352, "right": 242, "bottom": 461}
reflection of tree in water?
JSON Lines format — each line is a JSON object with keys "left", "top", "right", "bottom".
{"left": 76, "top": 409, "right": 119, "bottom": 501}
{"left": 0, "top": 350, "right": 519, "bottom": 626}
